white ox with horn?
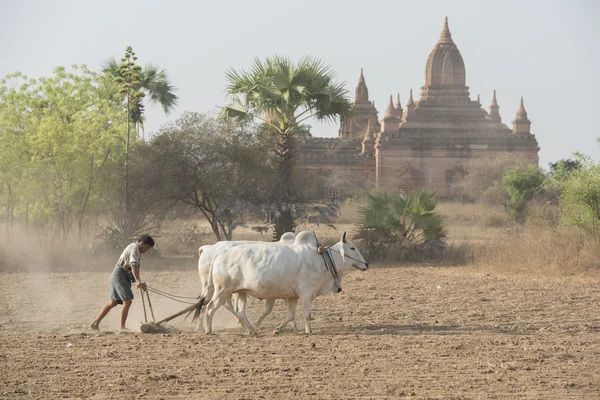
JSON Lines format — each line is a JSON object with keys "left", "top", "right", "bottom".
{"left": 196, "top": 232, "right": 296, "bottom": 326}
{"left": 201, "top": 231, "right": 368, "bottom": 335}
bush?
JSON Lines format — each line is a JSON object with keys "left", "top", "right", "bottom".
{"left": 503, "top": 165, "right": 545, "bottom": 223}
{"left": 354, "top": 189, "right": 447, "bottom": 261}
{"left": 550, "top": 155, "right": 600, "bottom": 236}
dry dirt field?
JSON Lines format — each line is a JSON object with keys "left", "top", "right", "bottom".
{"left": 1, "top": 263, "right": 600, "bottom": 399}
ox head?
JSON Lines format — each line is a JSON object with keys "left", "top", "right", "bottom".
{"left": 338, "top": 232, "right": 368, "bottom": 271}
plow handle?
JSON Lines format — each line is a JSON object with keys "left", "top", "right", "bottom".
{"left": 140, "top": 288, "right": 148, "bottom": 323}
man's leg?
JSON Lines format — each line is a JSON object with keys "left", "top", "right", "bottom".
{"left": 120, "top": 299, "right": 132, "bottom": 330}
{"left": 90, "top": 300, "right": 119, "bottom": 330}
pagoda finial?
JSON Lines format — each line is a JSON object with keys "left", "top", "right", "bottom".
{"left": 489, "top": 90, "right": 501, "bottom": 122}
{"left": 407, "top": 88, "right": 415, "bottom": 105}
{"left": 439, "top": 16, "right": 453, "bottom": 44}
{"left": 515, "top": 96, "right": 528, "bottom": 120}
{"left": 395, "top": 93, "right": 401, "bottom": 109}
{"left": 477, "top": 94, "right": 480, "bottom": 104}
{"left": 512, "top": 96, "right": 531, "bottom": 134}
{"left": 384, "top": 95, "right": 396, "bottom": 118}
{"left": 491, "top": 89, "right": 498, "bottom": 106}
{"left": 355, "top": 68, "right": 369, "bottom": 103}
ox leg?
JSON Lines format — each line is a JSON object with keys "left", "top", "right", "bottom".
{"left": 301, "top": 297, "right": 312, "bottom": 335}
{"left": 223, "top": 294, "right": 243, "bottom": 326}
{"left": 233, "top": 293, "right": 257, "bottom": 335}
{"left": 205, "top": 290, "right": 227, "bottom": 335}
{"left": 289, "top": 299, "right": 298, "bottom": 330}
{"left": 274, "top": 298, "right": 298, "bottom": 334}
{"left": 253, "top": 299, "right": 275, "bottom": 328}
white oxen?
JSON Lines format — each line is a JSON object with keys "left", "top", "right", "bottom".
{"left": 202, "top": 231, "right": 368, "bottom": 335}
{"left": 196, "top": 232, "right": 296, "bottom": 327}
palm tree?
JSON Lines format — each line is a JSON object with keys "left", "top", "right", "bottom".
{"left": 220, "top": 56, "right": 351, "bottom": 239}
{"left": 100, "top": 48, "right": 178, "bottom": 246}
{"left": 355, "top": 189, "right": 447, "bottom": 260}
{"left": 101, "top": 56, "right": 178, "bottom": 139}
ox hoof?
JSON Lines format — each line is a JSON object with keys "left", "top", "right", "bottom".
{"left": 273, "top": 329, "right": 281, "bottom": 336}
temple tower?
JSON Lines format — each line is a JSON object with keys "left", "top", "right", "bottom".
{"left": 489, "top": 90, "right": 501, "bottom": 122}
{"left": 339, "top": 68, "right": 380, "bottom": 139}
{"left": 381, "top": 95, "right": 400, "bottom": 132}
{"left": 512, "top": 97, "right": 531, "bottom": 134}
{"left": 395, "top": 93, "right": 403, "bottom": 121}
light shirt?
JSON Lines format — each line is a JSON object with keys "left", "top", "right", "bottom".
{"left": 116, "top": 243, "right": 142, "bottom": 271}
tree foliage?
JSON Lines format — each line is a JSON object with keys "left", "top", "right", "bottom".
{"left": 130, "top": 112, "right": 274, "bottom": 241}
{"left": 503, "top": 165, "right": 545, "bottom": 223}
{"left": 355, "top": 189, "right": 447, "bottom": 261}
{"left": 0, "top": 66, "right": 126, "bottom": 233}
{"left": 545, "top": 153, "right": 600, "bottom": 236}
{"left": 102, "top": 48, "right": 179, "bottom": 137}
{"left": 220, "top": 55, "right": 351, "bottom": 239}
{"left": 548, "top": 158, "right": 582, "bottom": 181}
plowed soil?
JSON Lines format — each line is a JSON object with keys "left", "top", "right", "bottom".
{"left": 1, "top": 265, "right": 600, "bottom": 399}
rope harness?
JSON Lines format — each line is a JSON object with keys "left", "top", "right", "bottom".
{"left": 313, "top": 232, "right": 339, "bottom": 278}
{"left": 327, "top": 247, "right": 365, "bottom": 265}
{"left": 145, "top": 285, "right": 199, "bottom": 305}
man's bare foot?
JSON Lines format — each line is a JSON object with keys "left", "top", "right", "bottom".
{"left": 119, "top": 327, "right": 130, "bottom": 331}
{"left": 89, "top": 322, "right": 99, "bottom": 331}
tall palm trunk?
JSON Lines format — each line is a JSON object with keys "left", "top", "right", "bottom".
{"left": 272, "top": 133, "right": 297, "bottom": 240}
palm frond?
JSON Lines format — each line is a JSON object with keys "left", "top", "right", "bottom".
{"left": 142, "top": 63, "right": 179, "bottom": 115}
{"left": 101, "top": 57, "right": 120, "bottom": 76}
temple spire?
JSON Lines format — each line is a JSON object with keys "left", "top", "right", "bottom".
{"left": 515, "top": 96, "right": 528, "bottom": 120}
{"left": 439, "top": 16, "right": 453, "bottom": 44}
{"left": 406, "top": 89, "right": 416, "bottom": 118}
{"left": 384, "top": 95, "right": 395, "bottom": 118}
{"left": 355, "top": 67, "right": 369, "bottom": 104}
{"left": 489, "top": 89, "right": 501, "bottom": 122}
{"left": 477, "top": 94, "right": 480, "bottom": 104}
{"left": 407, "top": 89, "right": 415, "bottom": 105}
{"left": 395, "top": 93, "right": 403, "bottom": 118}
{"left": 512, "top": 96, "right": 531, "bottom": 134}
{"left": 491, "top": 89, "right": 498, "bottom": 106}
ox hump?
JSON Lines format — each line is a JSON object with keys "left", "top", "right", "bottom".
{"left": 293, "top": 231, "right": 317, "bottom": 246}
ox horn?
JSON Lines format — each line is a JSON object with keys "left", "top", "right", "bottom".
{"left": 342, "top": 232, "right": 346, "bottom": 243}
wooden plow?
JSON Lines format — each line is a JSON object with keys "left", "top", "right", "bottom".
{"left": 139, "top": 287, "right": 203, "bottom": 334}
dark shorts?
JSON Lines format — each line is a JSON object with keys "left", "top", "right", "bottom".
{"left": 109, "top": 265, "right": 135, "bottom": 304}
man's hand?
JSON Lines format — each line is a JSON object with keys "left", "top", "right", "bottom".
{"left": 137, "top": 281, "right": 147, "bottom": 291}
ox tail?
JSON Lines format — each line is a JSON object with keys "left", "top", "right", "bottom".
{"left": 189, "top": 296, "right": 206, "bottom": 324}
{"left": 191, "top": 251, "right": 220, "bottom": 324}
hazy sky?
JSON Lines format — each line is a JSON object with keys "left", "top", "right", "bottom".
{"left": 1, "top": 0, "right": 599, "bottom": 168}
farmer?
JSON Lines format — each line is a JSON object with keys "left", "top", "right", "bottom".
{"left": 89, "top": 234, "right": 155, "bottom": 331}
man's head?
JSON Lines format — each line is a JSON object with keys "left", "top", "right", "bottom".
{"left": 138, "top": 234, "right": 155, "bottom": 253}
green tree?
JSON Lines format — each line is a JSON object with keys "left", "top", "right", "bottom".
{"left": 548, "top": 158, "right": 582, "bottom": 181}
{"left": 220, "top": 56, "right": 351, "bottom": 239}
{"left": 355, "top": 189, "right": 447, "bottom": 261}
{"left": 503, "top": 165, "right": 545, "bottom": 223}
{"left": 131, "top": 112, "right": 273, "bottom": 241}
{"left": 546, "top": 153, "right": 600, "bottom": 236}
{"left": 0, "top": 66, "right": 126, "bottom": 234}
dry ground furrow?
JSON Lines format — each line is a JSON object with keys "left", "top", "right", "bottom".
{"left": 1, "top": 266, "right": 600, "bottom": 399}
